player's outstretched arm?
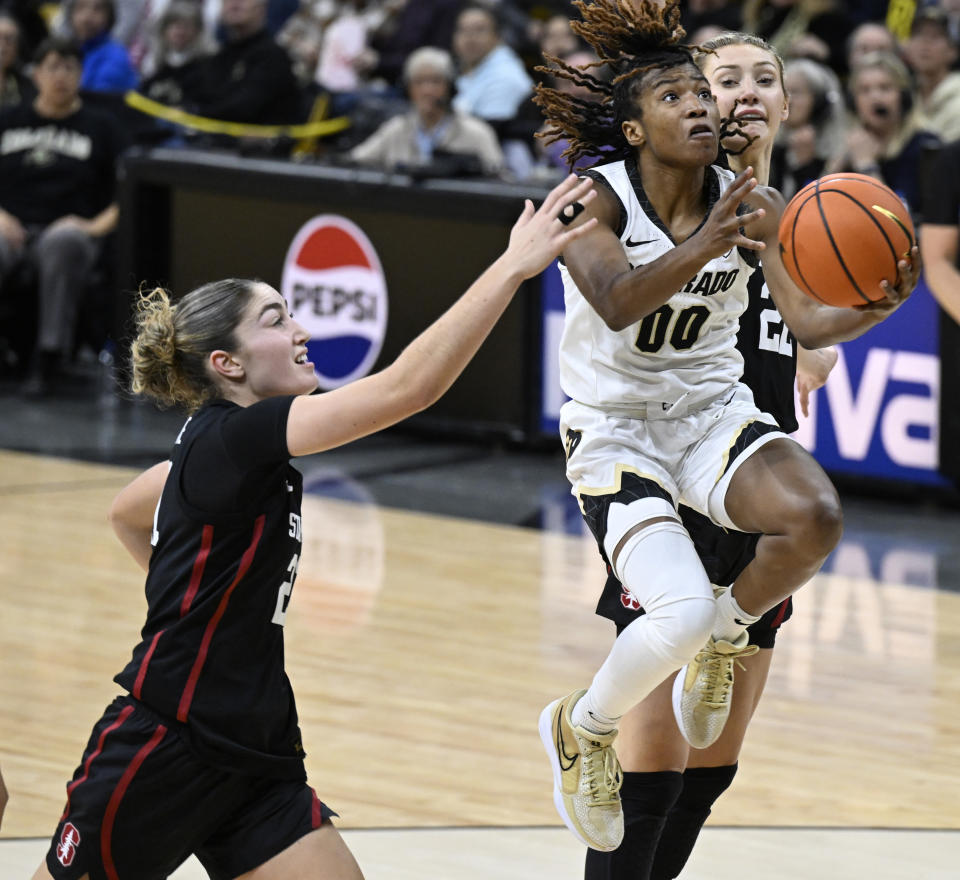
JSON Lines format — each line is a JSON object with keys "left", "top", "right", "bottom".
{"left": 108, "top": 461, "right": 170, "bottom": 572}
{"left": 748, "top": 186, "right": 920, "bottom": 348}
{"left": 286, "top": 175, "right": 598, "bottom": 458}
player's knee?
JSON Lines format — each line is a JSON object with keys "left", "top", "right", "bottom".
{"left": 790, "top": 487, "right": 843, "bottom": 557}
{"left": 678, "top": 763, "right": 738, "bottom": 810}
{"left": 811, "top": 491, "right": 843, "bottom": 553}
{"left": 614, "top": 517, "right": 715, "bottom": 664}
{"left": 647, "top": 595, "right": 716, "bottom": 666}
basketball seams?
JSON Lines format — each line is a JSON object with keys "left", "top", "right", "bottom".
{"left": 816, "top": 188, "right": 904, "bottom": 301}
{"left": 779, "top": 173, "right": 913, "bottom": 308}
{"left": 813, "top": 177, "right": 874, "bottom": 305}
{"left": 786, "top": 191, "right": 832, "bottom": 305}
{"left": 803, "top": 173, "right": 916, "bottom": 249}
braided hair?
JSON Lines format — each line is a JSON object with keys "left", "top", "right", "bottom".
{"left": 534, "top": 0, "right": 696, "bottom": 167}
{"left": 536, "top": 1, "right": 759, "bottom": 167}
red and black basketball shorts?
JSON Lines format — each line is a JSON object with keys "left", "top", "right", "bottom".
{"left": 598, "top": 504, "right": 793, "bottom": 650}
{"left": 45, "top": 695, "right": 335, "bottom": 880}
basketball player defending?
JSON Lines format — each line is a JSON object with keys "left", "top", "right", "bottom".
{"left": 534, "top": 0, "right": 919, "bottom": 853}
{"left": 31, "top": 175, "right": 597, "bottom": 880}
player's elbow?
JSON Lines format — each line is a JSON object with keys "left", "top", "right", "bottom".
{"left": 600, "top": 311, "right": 631, "bottom": 332}
{"left": 107, "top": 492, "right": 136, "bottom": 536}
{"left": 792, "top": 325, "right": 833, "bottom": 350}
{"left": 582, "top": 273, "right": 639, "bottom": 332}
{"left": 785, "top": 309, "right": 836, "bottom": 349}
{"left": 409, "top": 380, "right": 442, "bottom": 414}
{"left": 386, "top": 360, "right": 439, "bottom": 416}
{"left": 107, "top": 493, "right": 124, "bottom": 528}
{"left": 593, "top": 293, "right": 635, "bottom": 332}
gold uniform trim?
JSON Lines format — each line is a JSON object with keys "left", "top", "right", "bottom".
{"left": 715, "top": 419, "right": 756, "bottom": 483}
{"left": 574, "top": 463, "right": 670, "bottom": 514}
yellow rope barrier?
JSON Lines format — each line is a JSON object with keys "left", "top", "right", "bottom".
{"left": 123, "top": 90, "right": 351, "bottom": 139}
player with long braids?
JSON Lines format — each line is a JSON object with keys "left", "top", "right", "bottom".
{"left": 580, "top": 30, "right": 908, "bottom": 880}
{"left": 534, "top": 0, "right": 919, "bottom": 855}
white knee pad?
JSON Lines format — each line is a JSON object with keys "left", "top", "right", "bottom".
{"left": 616, "top": 519, "right": 716, "bottom": 667}
{"left": 602, "top": 496, "right": 678, "bottom": 568}
{"left": 583, "top": 520, "right": 717, "bottom": 720}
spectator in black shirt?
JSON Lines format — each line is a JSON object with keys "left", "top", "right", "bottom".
{"left": 0, "top": 36, "right": 128, "bottom": 394}
{"left": 139, "top": 0, "right": 213, "bottom": 109}
{"left": 5, "top": 0, "right": 48, "bottom": 59}
{"left": 188, "top": 0, "right": 302, "bottom": 125}
{"left": 0, "top": 11, "right": 35, "bottom": 109}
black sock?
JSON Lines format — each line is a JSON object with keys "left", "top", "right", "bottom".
{"left": 650, "top": 763, "right": 738, "bottom": 880}
{"left": 584, "top": 770, "right": 683, "bottom": 880}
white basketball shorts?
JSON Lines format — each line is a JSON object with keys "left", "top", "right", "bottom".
{"left": 560, "top": 382, "right": 793, "bottom": 550}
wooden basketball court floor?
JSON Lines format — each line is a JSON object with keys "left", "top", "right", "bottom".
{"left": 1, "top": 412, "right": 960, "bottom": 878}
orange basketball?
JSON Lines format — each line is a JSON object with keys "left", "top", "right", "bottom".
{"left": 777, "top": 173, "right": 915, "bottom": 308}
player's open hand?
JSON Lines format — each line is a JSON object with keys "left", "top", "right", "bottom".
{"left": 855, "top": 245, "right": 921, "bottom": 313}
{"left": 505, "top": 175, "right": 598, "bottom": 280}
{"left": 796, "top": 345, "right": 838, "bottom": 418}
{"left": 696, "top": 166, "right": 767, "bottom": 260}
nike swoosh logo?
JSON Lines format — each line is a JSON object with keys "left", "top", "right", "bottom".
{"left": 555, "top": 710, "right": 578, "bottom": 771}
{"left": 625, "top": 237, "right": 657, "bottom": 247}
{"left": 734, "top": 618, "right": 751, "bottom": 626}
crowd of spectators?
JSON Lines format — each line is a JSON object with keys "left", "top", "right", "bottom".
{"left": 0, "top": 0, "right": 943, "bottom": 185}
{"left": 0, "top": 0, "right": 959, "bottom": 393}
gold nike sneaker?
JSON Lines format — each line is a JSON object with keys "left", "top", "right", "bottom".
{"left": 672, "top": 633, "right": 760, "bottom": 748}
{"left": 538, "top": 689, "right": 623, "bottom": 851}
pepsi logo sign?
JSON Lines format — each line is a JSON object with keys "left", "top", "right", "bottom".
{"left": 281, "top": 215, "right": 388, "bottom": 389}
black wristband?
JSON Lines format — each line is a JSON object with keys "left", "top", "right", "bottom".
{"left": 558, "top": 201, "right": 585, "bottom": 226}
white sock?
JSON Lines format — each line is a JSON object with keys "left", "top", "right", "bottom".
{"left": 713, "top": 586, "right": 760, "bottom": 644}
{"left": 571, "top": 691, "right": 620, "bottom": 735}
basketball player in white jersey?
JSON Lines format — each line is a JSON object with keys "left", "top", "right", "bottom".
{"left": 534, "top": 0, "right": 920, "bottom": 854}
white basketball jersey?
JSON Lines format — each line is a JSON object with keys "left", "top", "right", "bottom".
{"left": 559, "top": 159, "right": 755, "bottom": 413}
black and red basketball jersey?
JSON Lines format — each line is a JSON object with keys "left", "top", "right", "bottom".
{"left": 114, "top": 396, "right": 307, "bottom": 780}
{"left": 737, "top": 268, "right": 798, "bottom": 433}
